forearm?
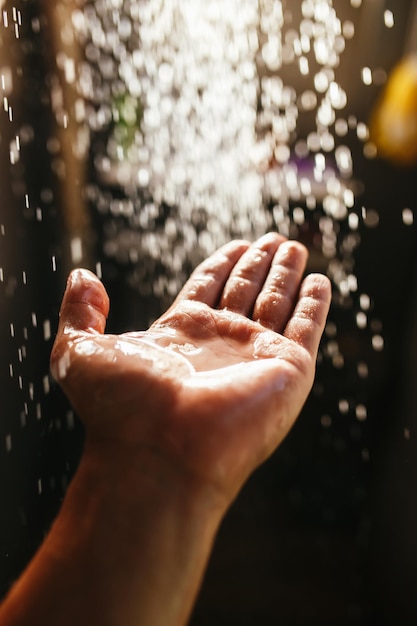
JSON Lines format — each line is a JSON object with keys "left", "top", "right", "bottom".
{"left": 0, "top": 443, "right": 226, "bottom": 626}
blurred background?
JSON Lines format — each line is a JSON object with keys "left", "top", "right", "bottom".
{"left": 1, "top": 0, "right": 417, "bottom": 624}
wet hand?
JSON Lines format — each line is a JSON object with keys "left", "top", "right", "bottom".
{"left": 50, "top": 233, "right": 331, "bottom": 503}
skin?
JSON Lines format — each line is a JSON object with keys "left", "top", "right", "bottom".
{"left": 0, "top": 232, "right": 331, "bottom": 626}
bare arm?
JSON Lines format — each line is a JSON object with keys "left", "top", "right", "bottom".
{"left": 0, "top": 233, "right": 331, "bottom": 626}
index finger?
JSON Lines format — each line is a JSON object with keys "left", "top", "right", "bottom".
{"left": 171, "top": 239, "right": 250, "bottom": 308}
{"left": 283, "top": 273, "right": 331, "bottom": 357}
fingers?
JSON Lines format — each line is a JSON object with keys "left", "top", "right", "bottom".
{"left": 173, "top": 233, "right": 324, "bottom": 346}
{"left": 253, "top": 240, "right": 308, "bottom": 333}
{"left": 219, "top": 232, "right": 287, "bottom": 315}
{"left": 283, "top": 273, "right": 332, "bottom": 358}
{"left": 172, "top": 239, "right": 251, "bottom": 307}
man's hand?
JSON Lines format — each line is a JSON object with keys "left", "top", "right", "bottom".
{"left": 50, "top": 232, "right": 331, "bottom": 503}
{"left": 0, "top": 233, "right": 331, "bottom": 626}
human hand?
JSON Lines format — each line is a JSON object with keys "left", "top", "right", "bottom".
{"left": 51, "top": 233, "right": 331, "bottom": 506}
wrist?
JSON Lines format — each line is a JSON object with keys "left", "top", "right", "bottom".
{"left": 62, "top": 441, "right": 226, "bottom": 626}
{"left": 1, "top": 439, "right": 227, "bottom": 626}
{"left": 80, "top": 437, "right": 229, "bottom": 522}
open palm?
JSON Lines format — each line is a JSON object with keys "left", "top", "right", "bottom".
{"left": 51, "top": 233, "right": 331, "bottom": 501}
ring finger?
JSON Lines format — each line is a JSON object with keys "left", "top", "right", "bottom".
{"left": 252, "top": 240, "right": 308, "bottom": 333}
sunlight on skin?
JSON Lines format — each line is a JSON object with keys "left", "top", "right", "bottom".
{"left": 52, "top": 232, "right": 314, "bottom": 378}
{"left": 50, "top": 232, "right": 332, "bottom": 496}
{"left": 55, "top": 315, "right": 294, "bottom": 383}
{"left": 0, "top": 234, "right": 331, "bottom": 626}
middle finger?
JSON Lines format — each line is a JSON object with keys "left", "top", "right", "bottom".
{"left": 219, "top": 232, "right": 286, "bottom": 316}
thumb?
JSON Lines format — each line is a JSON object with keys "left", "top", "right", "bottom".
{"left": 57, "top": 268, "right": 109, "bottom": 335}
{"left": 50, "top": 269, "right": 110, "bottom": 378}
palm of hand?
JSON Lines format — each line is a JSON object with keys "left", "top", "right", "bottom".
{"left": 128, "top": 302, "right": 286, "bottom": 373}
{"left": 51, "top": 234, "right": 331, "bottom": 499}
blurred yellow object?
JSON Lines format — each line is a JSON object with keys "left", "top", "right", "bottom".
{"left": 370, "top": 54, "right": 417, "bottom": 166}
